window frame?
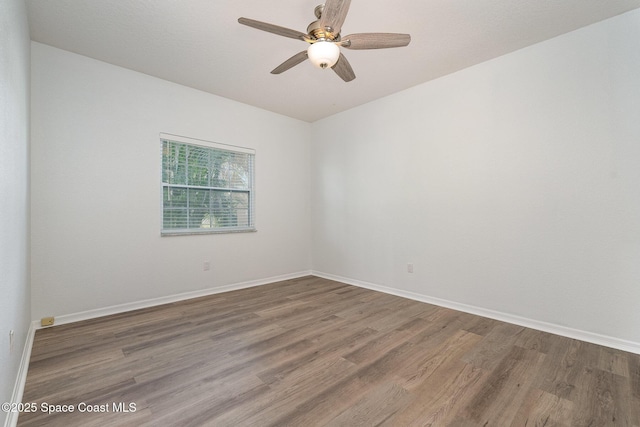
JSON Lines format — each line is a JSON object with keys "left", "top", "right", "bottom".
{"left": 160, "top": 133, "right": 256, "bottom": 236}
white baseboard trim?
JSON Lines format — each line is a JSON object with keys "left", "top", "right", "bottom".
{"left": 4, "top": 322, "right": 36, "bottom": 427}
{"left": 311, "top": 270, "right": 640, "bottom": 355}
{"left": 37, "top": 271, "right": 313, "bottom": 330}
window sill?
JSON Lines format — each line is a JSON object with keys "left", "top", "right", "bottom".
{"left": 161, "top": 228, "right": 257, "bottom": 237}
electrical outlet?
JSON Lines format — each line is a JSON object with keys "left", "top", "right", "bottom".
{"left": 203, "top": 261, "right": 210, "bottom": 271}
{"left": 407, "top": 263, "right": 414, "bottom": 273}
{"left": 9, "top": 330, "right": 14, "bottom": 353}
{"left": 41, "top": 317, "right": 55, "bottom": 327}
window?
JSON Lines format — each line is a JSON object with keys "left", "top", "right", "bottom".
{"left": 161, "top": 133, "right": 255, "bottom": 235}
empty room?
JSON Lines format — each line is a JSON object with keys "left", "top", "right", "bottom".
{"left": 2, "top": 0, "right": 640, "bottom": 425}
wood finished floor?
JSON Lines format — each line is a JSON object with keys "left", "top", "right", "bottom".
{"left": 19, "top": 276, "right": 640, "bottom": 426}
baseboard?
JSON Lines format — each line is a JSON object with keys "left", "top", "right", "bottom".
{"left": 4, "top": 322, "right": 36, "bottom": 427}
{"left": 37, "top": 271, "right": 313, "bottom": 329}
{"left": 311, "top": 271, "right": 640, "bottom": 355}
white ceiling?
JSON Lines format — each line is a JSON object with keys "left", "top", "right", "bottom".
{"left": 26, "top": 0, "right": 640, "bottom": 122}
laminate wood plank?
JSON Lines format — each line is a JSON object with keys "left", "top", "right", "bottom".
{"left": 407, "top": 310, "right": 471, "bottom": 352}
{"left": 284, "top": 280, "right": 353, "bottom": 300}
{"left": 510, "top": 388, "right": 574, "bottom": 427}
{"left": 18, "top": 276, "right": 640, "bottom": 426}
{"left": 212, "top": 356, "right": 359, "bottom": 426}
{"left": 388, "top": 331, "right": 486, "bottom": 425}
{"left": 419, "top": 305, "right": 460, "bottom": 323}
{"left": 24, "top": 346, "right": 125, "bottom": 383}
{"left": 365, "top": 301, "right": 436, "bottom": 333}
{"left": 390, "top": 361, "right": 485, "bottom": 426}
{"left": 396, "top": 329, "right": 483, "bottom": 392}
{"left": 120, "top": 324, "right": 214, "bottom": 357}
{"left": 267, "top": 333, "right": 437, "bottom": 425}
{"left": 613, "top": 370, "right": 640, "bottom": 426}
{"left": 599, "top": 346, "right": 632, "bottom": 377}
{"left": 333, "top": 286, "right": 379, "bottom": 300}
{"left": 144, "top": 370, "right": 268, "bottom": 423}
{"left": 534, "top": 338, "right": 582, "bottom": 401}
{"left": 458, "top": 345, "right": 546, "bottom": 425}
{"left": 267, "top": 374, "right": 371, "bottom": 426}
{"left": 128, "top": 322, "right": 288, "bottom": 384}
{"left": 570, "top": 366, "right": 628, "bottom": 426}
{"left": 459, "top": 314, "right": 501, "bottom": 337}
{"left": 512, "top": 327, "right": 564, "bottom": 354}
{"left": 336, "top": 291, "right": 406, "bottom": 314}
{"left": 325, "top": 382, "right": 410, "bottom": 427}
{"left": 258, "top": 293, "right": 370, "bottom": 331}
{"left": 254, "top": 326, "right": 379, "bottom": 385}
{"left": 334, "top": 304, "right": 396, "bottom": 326}
{"left": 342, "top": 318, "right": 433, "bottom": 365}
{"left": 630, "top": 352, "right": 640, "bottom": 400}
{"left": 205, "top": 314, "right": 287, "bottom": 344}
{"left": 248, "top": 309, "right": 381, "bottom": 364}
{"left": 460, "top": 322, "right": 526, "bottom": 371}
{"left": 22, "top": 350, "right": 131, "bottom": 402}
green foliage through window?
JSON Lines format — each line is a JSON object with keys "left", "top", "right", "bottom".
{"left": 161, "top": 136, "right": 255, "bottom": 234}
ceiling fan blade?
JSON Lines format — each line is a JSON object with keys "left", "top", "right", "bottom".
{"left": 271, "top": 51, "right": 308, "bottom": 74}
{"left": 342, "top": 33, "right": 411, "bottom": 49}
{"left": 238, "top": 17, "right": 307, "bottom": 41}
{"left": 332, "top": 53, "right": 356, "bottom": 82}
{"left": 319, "top": 0, "right": 351, "bottom": 35}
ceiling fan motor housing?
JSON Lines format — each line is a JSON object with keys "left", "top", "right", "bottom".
{"left": 307, "top": 4, "right": 340, "bottom": 41}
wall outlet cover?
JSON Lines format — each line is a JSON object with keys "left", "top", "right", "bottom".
{"left": 41, "top": 317, "right": 55, "bottom": 327}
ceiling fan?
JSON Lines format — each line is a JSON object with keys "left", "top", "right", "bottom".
{"left": 238, "top": 0, "right": 411, "bottom": 82}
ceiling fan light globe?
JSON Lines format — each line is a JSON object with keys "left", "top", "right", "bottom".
{"left": 307, "top": 41, "right": 340, "bottom": 69}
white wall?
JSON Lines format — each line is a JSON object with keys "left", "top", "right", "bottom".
{"left": 0, "top": 0, "right": 31, "bottom": 419}
{"left": 31, "top": 43, "right": 311, "bottom": 320}
{"left": 311, "top": 9, "right": 640, "bottom": 345}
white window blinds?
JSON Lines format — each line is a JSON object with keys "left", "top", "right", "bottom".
{"left": 161, "top": 133, "right": 255, "bottom": 235}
